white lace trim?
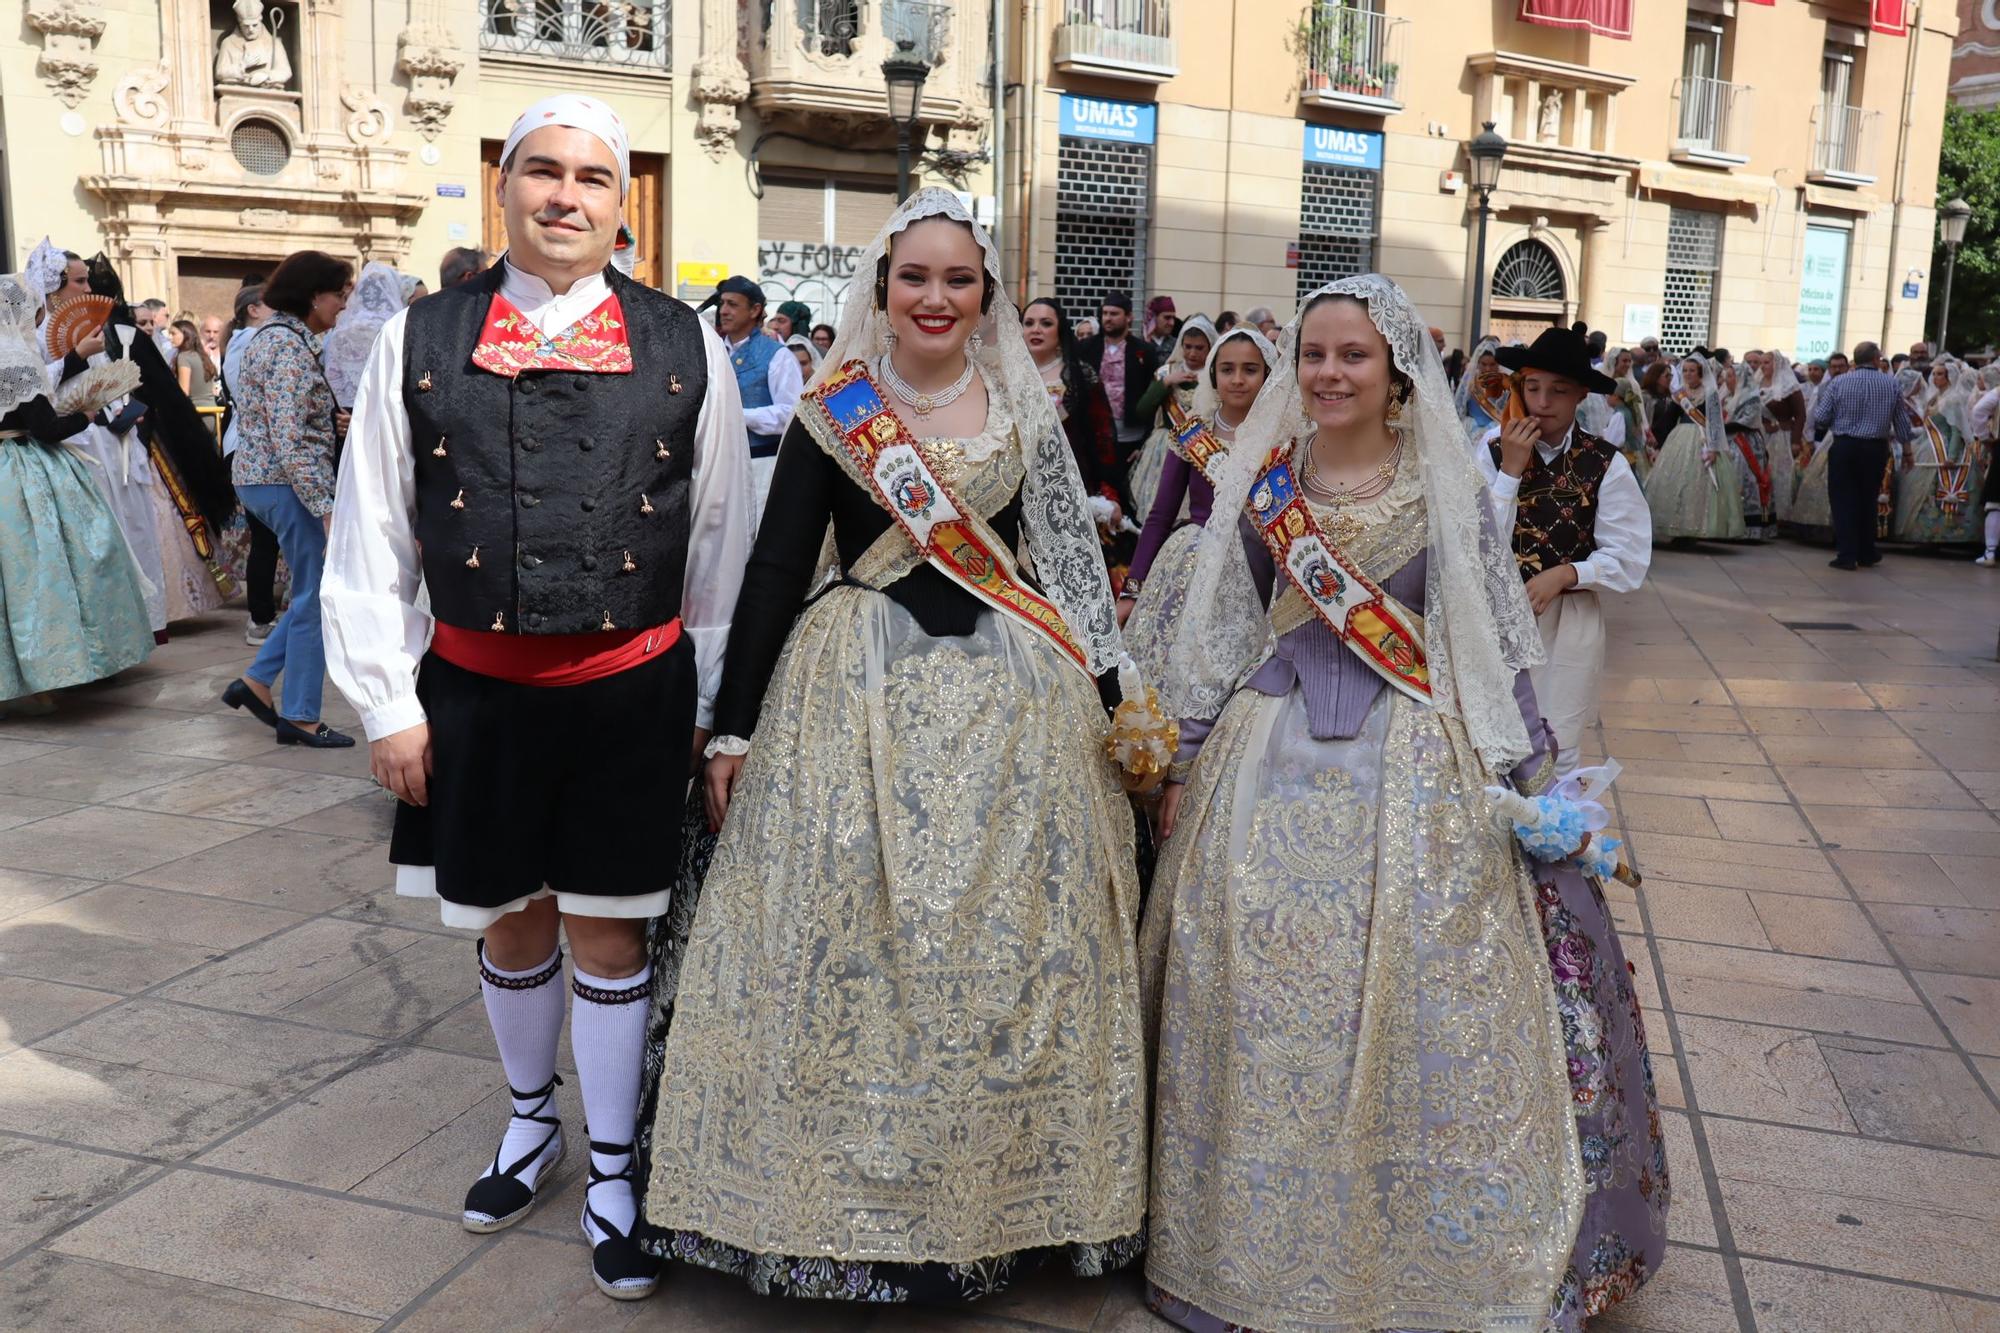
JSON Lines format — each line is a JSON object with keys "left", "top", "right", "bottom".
{"left": 704, "top": 734, "right": 751, "bottom": 759}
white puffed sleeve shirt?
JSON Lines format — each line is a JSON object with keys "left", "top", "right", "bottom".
{"left": 322, "top": 262, "right": 755, "bottom": 741}
{"left": 1477, "top": 425, "right": 1652, "bottom": 594}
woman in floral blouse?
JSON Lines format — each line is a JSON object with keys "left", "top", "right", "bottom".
{"left": 220, "top": 249, "right": 354, "bottom": 748}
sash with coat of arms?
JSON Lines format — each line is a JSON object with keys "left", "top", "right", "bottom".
{"left": 1165, "top": 397, "right": 1431, "bottom": 705}
{"left": 796, "top": 361, "right": 1093, "bottom": 679}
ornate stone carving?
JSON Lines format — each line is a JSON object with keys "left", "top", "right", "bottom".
{"left": 26, "top": 0, "right": 107, "bottom": 109}
{"left": 112, "top": 63, "right": 171, "bottom": 130}
{"left": 217, "top": 0, "right": 295, "bottom": 89}
{"left": 396, "top": 22, "right": 462, "bottom": 143}
{"left": 342, "top": 85, "right": 393, "bottom": 148}
{"left": 692, "top": 0, "right": 748, "bottom": 160}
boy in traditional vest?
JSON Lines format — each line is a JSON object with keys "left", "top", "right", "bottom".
{"left": 1477, "top": 327, "right": 1652, "bottom": 776}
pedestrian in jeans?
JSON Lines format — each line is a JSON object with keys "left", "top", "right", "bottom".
{"left": 219, "top": 283, "right": 282, "bottom": 644}
{"left": 220, "top": 250, "right": 355, "bottom": 747}
{"left": 1807, "top": 340, "right": 1912, "bottom": 570}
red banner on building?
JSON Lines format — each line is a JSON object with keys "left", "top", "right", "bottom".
{"left": 1871, "top": 0, "right": 1909, "bottom": 36}
{"left": 1517, "top": 0, "right": 1633, "bottom": 39}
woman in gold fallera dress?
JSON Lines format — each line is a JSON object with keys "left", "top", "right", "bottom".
{"left": 1141, "top": 275, "right": 1666, "bottom": 1333}
{"left": 637, "top": 190, "right": 1151, "bottom": 1303}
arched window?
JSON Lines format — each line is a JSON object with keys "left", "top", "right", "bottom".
{"left": 1491, "top": 240, "right": 1566, "bottom": 303}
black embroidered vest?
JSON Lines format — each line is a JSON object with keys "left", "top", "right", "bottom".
{"left": 1489, "top": 431, "right": 1617, "bottom": 580}
{"left": 401, "top": 265, "right": 707, "bottom": 635}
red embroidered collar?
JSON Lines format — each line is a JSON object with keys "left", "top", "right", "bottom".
{"left": 470, "top": 291, "right": 633, "bottom": 378}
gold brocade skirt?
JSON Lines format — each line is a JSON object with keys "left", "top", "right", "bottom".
{"left": 1138, "top": 686, "right": 1583, "bottom": 1333}
{"left": 644, "top": 586, "right": 1147, "bottom": 1265}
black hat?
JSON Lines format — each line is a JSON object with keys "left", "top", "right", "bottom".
{"left": 1101, "top": 292, "right": 1133, "bottom": 313}
{"left": 1496, "top": 328, "right": 1618, "bottom": 394}
{"left": 716, "top": 275, "right": 766, "bottom": 307}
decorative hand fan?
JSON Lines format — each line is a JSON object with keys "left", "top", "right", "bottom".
{"left": 43, "top": 294, "right": 116, "bottom": 360}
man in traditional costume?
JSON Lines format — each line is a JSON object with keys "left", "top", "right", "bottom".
{"left": 709, "top": 275, "right": 801, "bottom": 520}
{"left": 322, "top": 93, "right": 753, "bottom": 1302}
{"left": 1478, "top": 327, "right": 1651, "bottom": 777}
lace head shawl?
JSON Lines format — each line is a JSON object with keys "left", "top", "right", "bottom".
{"left": 1675, "top": 358, "right": 1727, "bottom": 456}
{"left": 1896, "top": 366, "right": 1929, "bottom": 422}
{"left": 23, "top": 239, "right": 66, "bottom": 308}
{"left": 1191, "top": 326, "right": 1276, "bottom": 421}
{"left": 1160, "top": 314, "right": 1218, "bottom": 380}
{"left": 807, "top": 187, "right": 1127, "bottom": 677}
{"left": 1164, "top": 274, "right": 1543, "bottom": 773}
{"left": 784, "top": 332, "right": 823, "bottom": 372}
{"left": 321, "top": 262, "right": 405, "bottom": 409}
{"left": 1760, "top": 350, "right": 1802, "bottom": 406}
{"left": 1932, "top": 356, "right": 1972, "bottom": 438}
{"left": 0, "top": 276, "right": 50, "bottom": 418}
{"left": 1454, "top": 334, "right": 1503, "bottom": 423}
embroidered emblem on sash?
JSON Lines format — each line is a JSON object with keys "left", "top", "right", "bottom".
{"left": 803, "top": 363, "right": 1090, "bottom": 677}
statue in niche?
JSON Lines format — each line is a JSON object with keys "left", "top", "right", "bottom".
{"left": 216, "top": 0, "right": 292, "bottom": 88}
{"left": 1538, "top": 89, "right": 1563, "bottom": 144}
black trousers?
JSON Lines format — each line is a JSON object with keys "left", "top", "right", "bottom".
{"left": 244, "top": 508, "right": 279, "bottom": 624}
{"left": 1826, "top": 434, "right": 1889, "bottom": 566}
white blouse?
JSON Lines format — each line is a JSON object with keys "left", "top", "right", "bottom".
{"left": 322, "top": 261, "right": 755, "bottom": 741}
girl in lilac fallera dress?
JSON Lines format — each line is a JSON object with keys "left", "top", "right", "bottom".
{"left": 1141, "top": 274, "right": 1667, "bottom": 1333}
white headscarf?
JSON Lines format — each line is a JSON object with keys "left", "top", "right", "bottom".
{"left": 1760, "top": 350, "right": 1802, "bottom": 406}
{"left": 784, "top": 332, "right": 823, "bottom": 372}
{"left": 397, "top": 272, "right": 424, "bottom": 305}
{"left": 1159, "top": 313, "right": 1219, "bottom": 380}
{"left": 500, "top": 94, "right": 631, "bottom": 196}
{"left": 1166, "top": 274, "right": 1544, "bottom": 772}
{"left": 0, "top": 276, "right": 50, "bottom": 417}
{"left": 320, "top": 262, "right": 405, "bottom": 409}
{"left": 23, "top": 238, "right": 66, "bottom": 309}
{"left": 807, "top": 187, "right": 1128, "bottom": 679}
{"left": 1192, "top": 326, "right": 1277, "bottom": 421}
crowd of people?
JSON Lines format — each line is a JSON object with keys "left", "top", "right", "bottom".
{"left": 17, "top": 85, "right": 1995, "bottom": 1333}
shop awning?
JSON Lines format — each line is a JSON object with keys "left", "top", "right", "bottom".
{"left": 1516, "top": 0, "right": 1632, "bottom": 39}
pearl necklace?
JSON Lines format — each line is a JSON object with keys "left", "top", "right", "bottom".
{"left": 1213, "top": 407, "right": 1244, "bottom": 435}
{"left": 881, "top": 352, "right": 975, "bottom": 416}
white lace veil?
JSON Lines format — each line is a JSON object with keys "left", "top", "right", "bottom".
{"left": 1164, "top": 274, "right": 1543, "bottom": 773}
{"left": 1191, "top": 326, "right": 1276, "bottom": 421}
{"left": 0, "top": 276, "right": 50, "bottom": 418}
{"left": 1159, "top": 314, "right": 1218, "bottom": 380}
{"left": 321, "top": 262, "right": 405, "bottom": 409}
{"left": 1675, "top": 358, "right": 1727, "bottom": 457}
{"left": 1454, "top": 334, "right": 1502, "bottom": 423}
{"left": 808, "top": 187, "right": 1125, "bottom": 676}
{"left": 1932, "top": 356, "right": 1972, "bottom": 438}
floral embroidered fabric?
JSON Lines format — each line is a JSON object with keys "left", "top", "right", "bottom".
{"left": 470, "top": 292, "right": 633, "bottom": 378}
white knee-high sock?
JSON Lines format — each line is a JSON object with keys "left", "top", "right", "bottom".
{"left": 1984, "top": 510, "right": 1999, "bottom": 556}
{"left": 570, "top": 962, "right": 651, "bottom": 1241}
{"left": 478, "top": 944, "right": 566, "bottom": 1189}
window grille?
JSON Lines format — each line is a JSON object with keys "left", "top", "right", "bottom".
{"left": 479, "top": 0, "right": 670, "bottom": 69}
{"left": 1491, "top": 240, "right": 1566, "bottom": 302}
{"left": 1296, "top": 163, "right": 1378, "bottom": 301}
{"left": 1055, "top": 137, "right": 1151, "bottom": 316}
{"left": 1663, "top": 207, "right": 1722, "bottom": 355}
{"left": 230, "top": 119, "right": 290, "bottom": 177}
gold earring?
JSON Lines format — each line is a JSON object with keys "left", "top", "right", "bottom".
{"left": 1385, "top": 379, "right": 1409, "bottom": 425}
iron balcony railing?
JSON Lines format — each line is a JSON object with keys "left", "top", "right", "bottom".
{"left": 1303, "top": 2, "right": 1407, "bottom": 106}
{"left": 1810, "top": 102, "right": 1881, "bottom": 184}
{"left": 1673, "top": 74, "right": 1753, "bottom": 162}
{"left": 478, "top": 0, "right": 670, "bottom": 69}
{"left": 1052, "top": 0, "right": 1176, "bottom": 80}
{"left": 791, "top": 0, "right": 950, "bottom": 62}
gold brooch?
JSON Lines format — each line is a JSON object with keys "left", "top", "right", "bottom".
{"left": 417, "top": 370, "right": 433, "bottom": 392}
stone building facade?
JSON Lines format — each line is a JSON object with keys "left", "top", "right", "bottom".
{"left": 1000, "top": 0, "right": 1955, "bottom": 359}
{"left": 1, "top": 0, "right": 997, "bottom": 323}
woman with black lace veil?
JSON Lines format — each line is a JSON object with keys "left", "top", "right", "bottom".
{"left": 635, "top": 189, "right": 1155, "bottom": 1303}
{"left": 1141, "top": 275, "right": 1666, "bottom": 1333}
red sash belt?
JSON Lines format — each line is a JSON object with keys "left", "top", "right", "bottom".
{"left": 431, "top": 618, "right": 681, "bottom": 686}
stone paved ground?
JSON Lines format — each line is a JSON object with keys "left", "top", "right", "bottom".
{"left": 0, "top": 540, "right": 1997, "bottom": 1331}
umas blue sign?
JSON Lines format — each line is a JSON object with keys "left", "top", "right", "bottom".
{"left": 1303, "top": 126, "right": 1384, "bottom": 171}
{"left": 1060, "top": 95, "right": 1157, "bottom": 145}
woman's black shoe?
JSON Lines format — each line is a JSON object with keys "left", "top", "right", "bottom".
{"left": 221, "top": 678, "right": 279, "bottom": 729}
{"left": 275, "top": 720, "right": 356, "bottom": 748}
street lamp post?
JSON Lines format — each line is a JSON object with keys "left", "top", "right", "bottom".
{"left": 882, "top": 44, "right": 931, "bottom": 203}
{"left": 1465, "top": 121, "right": 1508, "bottom": 349}
{"left": 1936, "top": 196, "right": 1972, "bottom": 354}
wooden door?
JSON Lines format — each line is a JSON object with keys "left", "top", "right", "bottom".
{"left": 481, "top": 142, "right": 665, "bottom": 289}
